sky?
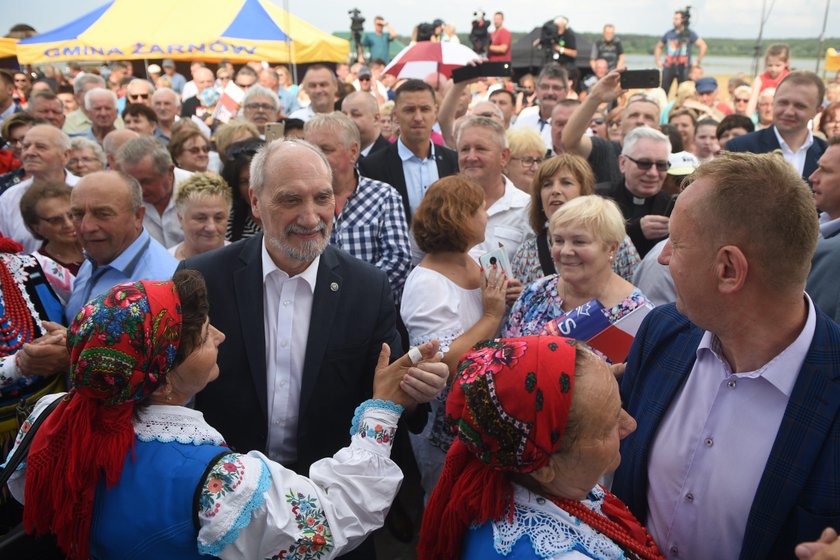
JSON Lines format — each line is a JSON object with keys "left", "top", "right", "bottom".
{"left": 6, "top": 0, "right": 838, "bottom": 42}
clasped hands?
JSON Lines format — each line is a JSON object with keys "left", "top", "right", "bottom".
{"left": 17, "top": 321, "right": 70, "bottom": 377}
{"left": 373, "top": 340, "right": 448, "bottom": 409}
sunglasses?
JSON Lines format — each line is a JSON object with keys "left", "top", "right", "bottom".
{"left": 624, "top": 155, "right": 670, "bottom": 173}
{"left": 734, "top": 97, "right": 749, "bottom": 103}
{"left": 590, "top": 117, "right": 605, "bottom": 125}
{"left": 128, "top": 93, "right": 150, "bottom": 100}
{"left": 185, "top": 145, "right": 211, "bottom": 154}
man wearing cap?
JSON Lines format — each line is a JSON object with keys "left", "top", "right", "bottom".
{"left": 727, "top": 71, "right": 827, "bottom": 181}
{"left": 161, "top": 60, "right": 186, "bottom": 94}
{"left": 694, "top": 77, "right": 731, "bottom": 120}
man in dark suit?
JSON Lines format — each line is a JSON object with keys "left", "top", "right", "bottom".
{"left": 613, "top": 152, "right": 840, "bottom": 559}
{"left": 181, "top": 139, "right": 402, "bottom": 559}
{"left": 358, "top": 79, "right": 458, "bottom": 224}
{"left": 806, "top": 137, "right": 840, "bottom": 324}
{"left": 340, "top": 91, "right": 390, "bottom": 158}
{"left": 727, "top": 70, "right": 826, "bottom": 180}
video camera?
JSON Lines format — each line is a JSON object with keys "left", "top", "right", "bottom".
{"left": 349, "top": 8, "right": 365, "bottom": 45}
{"left": 677, "top": 5, "right": 692, "bottom": 42}
{"left": 538, "top": 19, "right": 560, "bottom": 63}
{"left": 469, "top": 9, "right": 490, "bottom": 56}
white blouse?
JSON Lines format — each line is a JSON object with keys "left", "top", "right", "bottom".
{"left": 7, "top": 394, "right": 404, "bottom": 560}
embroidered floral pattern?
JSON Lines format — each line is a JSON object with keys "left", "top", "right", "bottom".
{"left": 199, "top": 454, "right": 247, "bottom": 518}
{"left": 358, "top": 420, "right": 396, "bottom": 444}
{"left": 274, "top": 490, "right": 334, "bottom": 559}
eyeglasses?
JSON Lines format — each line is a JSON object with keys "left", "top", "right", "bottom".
{"left": 184, "top": 145, "right": 211, "bottom": 155}
{"left": 68, "top": 156, "right": 100, "bottom": 165}
{"left": 38, "top": 212, "right": 73, "bottom": 226}
{"left": 128, "top": 93, "right": 150, "bottom": 100}
{"left": 244, "top": 102, "right": 275, "bottom": 112}
{"left": 236, "top": 82, "right": 254, "bottom": 90}
{"left": 607, "top": 121, "right": 621, "bottom": 129}
{"left": 359, "top": 76, "right": 371, "bottom": 82}
{"left": 734, "top": 97, "right": 749, "bottom": 103}
{"left": 624, "top": 155, "right": 670, "bottom": 173}
{"left": 510, "top": 156, "right": 543, "bottom": 167}
{"left": 590, "top": 117, "right": 605, "bottom": 125}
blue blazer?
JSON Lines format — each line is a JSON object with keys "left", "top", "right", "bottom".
{"left": 613, "top": 304, "right": 840, "bottom": 559}
{"left": 725, "top": 126, "right": 826, "bottom": 180}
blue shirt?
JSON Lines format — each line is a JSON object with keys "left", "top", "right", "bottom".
{"left": 397, "top": 139, "right": 440, "bottom": 216}
{"left": 65, "top": 229, "right": 178, "bottom": 322}
{"left": 361, "top": 32, "right": 391, "bottom": 62}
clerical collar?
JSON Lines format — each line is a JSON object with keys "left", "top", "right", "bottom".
{"left": 632, "top": 196, "right": 647, "bottom": 205}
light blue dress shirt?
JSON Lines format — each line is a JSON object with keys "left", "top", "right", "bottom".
{"left": 65, "top": 229, "right": 178, "bottom": 322}
{"left": 397, "top": 139, "right": 440, "bottom": 215}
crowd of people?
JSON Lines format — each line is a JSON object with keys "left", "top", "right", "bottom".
{"left": 2, "top": 8, "right": 840, "bottom": 560}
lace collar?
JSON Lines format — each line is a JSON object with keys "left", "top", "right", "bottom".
{"left": 133, "top": 405, "right": 226, "bottom": 446}
{"left": 492, "top": 484, "right": 627, "bottom": 559}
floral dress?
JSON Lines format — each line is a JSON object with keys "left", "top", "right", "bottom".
{"left": 502, "top": 274, "right": 649, "bottom": 339}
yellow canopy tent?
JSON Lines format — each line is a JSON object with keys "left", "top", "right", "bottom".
{"left": 16, "top": 0, "right": 348, "bottom": 64}
{"left": 826, "top": 48, "right": 840, "bottom": 73}
{"left": 0, "top": 38, "right": 18, "bottom": 59}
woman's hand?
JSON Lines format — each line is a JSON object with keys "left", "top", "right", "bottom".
{"left": 372, "top": 341, "right": 448, "bottom": 408}
{"left": 481, "top": 265, "right": 509, "bottom": 320}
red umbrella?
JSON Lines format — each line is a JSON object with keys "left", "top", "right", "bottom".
{"left": 383, "top": 41, "right": 480, "bottom": 80}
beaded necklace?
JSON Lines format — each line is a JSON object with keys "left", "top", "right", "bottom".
{"left": 0, "top": 256, "right": 37, "bottom": 356}
{"left": 550, "top": 488, "right": 665, "bottom": 560}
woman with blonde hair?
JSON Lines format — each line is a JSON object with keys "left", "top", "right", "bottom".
{"left": 168, "top": 173, "right": 232, "bottom": 260}
{"left": 504, "top": 128, "right": 546, "bottom": 193}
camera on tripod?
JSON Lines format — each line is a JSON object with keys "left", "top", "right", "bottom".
{"left": 349, "top": 8, "right": 365, "bottom": 45}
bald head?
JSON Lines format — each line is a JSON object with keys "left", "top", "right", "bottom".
{"left": 341, "top": 91, "right": 382, "bottom": 147}
{"left": 103, "top": 128, "right": 140, "bottom": 169}
{"left": 471, "top": 101, "right": 505, "bottom": 127}
{"left": 194, "top": 67, "right": 215, "bottom": 93}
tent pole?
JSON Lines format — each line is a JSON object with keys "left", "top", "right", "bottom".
{"left": 284, "top": 0, "right": 297, "bottom": 83}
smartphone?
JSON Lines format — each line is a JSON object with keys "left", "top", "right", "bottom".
{"left": 265, "top": 122, "right": 285, "bottom": 143}
{"left": 452, "top": 62, "right": 512, "bottom": 84}
{"left": 620, "top": 69, "right": 661, "bottom": 90}
{"left": 478, "top": 246, "right": 512, "bottom": 280}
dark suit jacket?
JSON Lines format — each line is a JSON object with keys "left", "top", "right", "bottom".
{"left": 358, "top": 141, "right": 459, "bottom": 224}
{"left": 807, "top": 229, "right": 840, "bottom": 324}
{"left": 725, "top": 126, "right": 826, "bottom": 180}
{"left": 180, "top": 96, "right": 201, "bottom": 118}
{"left": 361, "top": 134, "right": 391, "bottom": 159}
{"left": 180, "top": 237, "right": 401, "bottom": 472}
{"left": 613, "top": 304, "right": 840, "bottom": 560}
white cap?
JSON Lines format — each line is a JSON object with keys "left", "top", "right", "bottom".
{"left": 668, "top": 151, "right": 699, "bottom": 176}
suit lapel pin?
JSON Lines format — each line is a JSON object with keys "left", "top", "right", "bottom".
{"left": 330, "top": 282, "right": 339, "bottom": 292}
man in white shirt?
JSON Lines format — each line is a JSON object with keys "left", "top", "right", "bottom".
{"left": 289, "top": 65, "right": 338, "bottom": 123}
{"left": 511, "top": 62, "right": 569, "bottom": 148}
{"left": 116, "top": 136, "right": 184, "bottom": 248}
{"left": 0, "top": 124, "right": 79, "bottom": 252}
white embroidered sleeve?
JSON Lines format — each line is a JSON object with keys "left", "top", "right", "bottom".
{"left": 197, "top": 402, "right": 403, "bottom": 560}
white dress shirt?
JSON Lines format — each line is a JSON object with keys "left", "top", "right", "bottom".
{"left": 646, "top": 294, "right": 817, "bottom": 560}
{"left": 773, "top": 125, "right": 815, "bottom": 178}
{"left": 469, "top": 176, "right": 532, "bottom": 264}
{"left": 261, "top": 240, "right": 319, "bottom": 464}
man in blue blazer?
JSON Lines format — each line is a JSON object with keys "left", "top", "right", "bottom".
{"left": 613, "top": 152, "right": 840, "bottom": 559}
{"left": 726, "top": 71, "right": 826, "bottom": 180}
{"left": 181, "top": 140, "right": 402, "bottom": 559}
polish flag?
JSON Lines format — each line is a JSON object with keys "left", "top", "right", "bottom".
{"left": 587, "top": 304, "right": 654, "bottom": 364}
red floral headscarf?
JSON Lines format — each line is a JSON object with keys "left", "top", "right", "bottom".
{"left": 419, "top": 336, "right": 578, "bottom": 559}
{"left": 24, "top": 280, "right": 182, "bottom": 560}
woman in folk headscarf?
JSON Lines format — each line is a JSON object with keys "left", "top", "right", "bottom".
{"left": 419, "top": 336, "right": 663, "bottom": 560}
{"left": 6, "top": 271, "right": 448, "bottom": 560}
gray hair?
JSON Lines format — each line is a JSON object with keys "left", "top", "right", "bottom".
{"left": 28, "top": 124, "right": 72, "bottom": 152}
{"left": 456, "top": 115, "right": 509, "bottom": 150}
{"left": 470, "top": 101, "right": 504, "bottom": 122}
{"left": 120, "top": 172, "right": 144, "bottom": 211}
{"left": 70, "top": 137, "right": 106, "bottom": 167}
{"left": 84, "top": 87, "right": 117, "bottom": 111}
{"left": 305, "top": 112, "right": 360, "bottom": 149}
{"left": 250, "top": 139, "right": 332, "bottom": 194}
{"left": 152, "top": 87, "right": 181, "bottom": 107}
{"left": 73, "top": 74, "right": 105, "bottom": 95}
{"left": 242, "top": 84, "right": 282, "bottom": 111}
{"left": 127, "top": 78, "right": 155, "bottom": 94}
{"left": 115, "top": 135, "right": 173, "bottom": 176}
{"left": 621, "top": 126, "right": 671, "bottom": 156}
{"left": 536, "top": 62, "right": 569, "bottom": 89}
